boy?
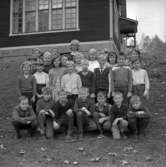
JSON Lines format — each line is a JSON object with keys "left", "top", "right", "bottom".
{"left": 74, "top": 87, "right": 96, "bottom": 139}
{"left": 111, "top": 53, "right": 132, "bottom": 101}
{"left": 69, "top": 39, "right": 80, "bottom": 61}
{"left": 12, "top": 96, "right": 37, "bottom": 139}
{"left": 78, "top": 59, "right": 95, "bottom": 99}
{"left": 18, "top": 61, "right": 36, "bottom": 104}
{"left": 42, "top": 51, "right": 53, "bottom": 73}
{"left": 51, "top": 91, "right": 74, "bottom": 140}
{"left": 94, "top": 54, "right": 110, "bottom": 97}
{"left": 132, "top": 59, "right": 150, "bottom": 100}
{"left": 127, "top": 95, "right": 150, "bottom": 136}
{"left": 93, "top": 91, "right": 111, "bottom": 138}
{"left": 36, "top": 87, "right": 55, "bottom": 138}
{"left": 110, "top": 92, "right": 128, "bottom": 139}
{"left": 74, "top": 52, "right": 84, "bottom": 73}
{"left": 61, "top": 61, "right": 82, "bottom": 106}
{"left": 88, "top": 48, "right": 100, "bottom": 72}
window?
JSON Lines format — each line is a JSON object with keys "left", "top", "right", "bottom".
{"left": 10, "top": 0, "right": 79, "bottom": 35}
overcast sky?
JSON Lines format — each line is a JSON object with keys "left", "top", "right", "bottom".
{"left": 127, "top": 0, "right": 166, "bottom": 42}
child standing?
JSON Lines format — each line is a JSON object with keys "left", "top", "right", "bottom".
{"left": 36, "top": 87, "right": 55, "bottom": 138}
{"left": 74, "top": 87, "right": 96, "bottom": 139}
{"left": 111, "top": 53, "right": 132, "bottom": 101}
{"left": 132, "top": 59, "right": 150, "bottom": 100}
{"left": 88, "top": 48, "right": 100, "bottom": 72}
{"left": 94, "top": 54, "right": 110, "bottom": 97}
{"left": 43, "top": 51, "right": 54, "bottom": 73}
{"left": 78, "top": 59, "right": 95, "bottom": 99}
{"left": 33, "top": 59, "right": 49, "bottom": 99}
{"left": 127, "top": 95, "right": 150, "bottom": 136}
{"left": 49, "top": 55, "right": 66, "bottom": 102}
{"left": 74, "top": 52, "right": 84, "bottom": 73}
{"left": 107, "top": 51, "right": 117, "bottom": 68}
{"left": 12, "top": 96, "right": 37, "bottom": 139}
{"left": 69, "top": 39, "right": 80, "bottom": 61}
{"left": 93, "top": 91, "right": 111, "bottom": 138}
{"left": 61, "top": 61, "right": 82, "bottom": 106}
{"left": 110, "top": 92, "right": 128, "bottom": 139}
{"left": 51, "top": 91, "right": 74, "bottom": 140}
{"left": 18, "top": 61, "right": 36, "bottom": 104}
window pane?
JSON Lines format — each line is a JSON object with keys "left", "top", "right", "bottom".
{"left": 52, "top": 9, "right": 63, "bottom": 30}
{"left": 52, "top": 0, "right": 63, "bottom": 8}
{"left": 38, "top": 10, "right": 49, "bottom": 31}
{"left": 25, "top": 12, "right": 36, "bottom": 32}
{"left": 65, "top": 0, "right": 76, "bottom": 7}
{"left": 39, "top": 0, "right": 49, "bottom": 10}
{"left": 25, "top": 0, "right": 36, "bottom": 11}
{"left": 12, "top": 0, "right": 23, "bottom": 33}
{"left": 65, "top": 8, "right": 76, "bottom": 29}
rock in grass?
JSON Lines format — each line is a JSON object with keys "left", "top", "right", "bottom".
{"left": 77, "top": 147, "right": 84, "bottom": 152}
{"left": 73, "top": 161, "right": 79, "bottom": 165}
{"left": 19, "top": 149, "right": 25, "bottom": 155}
{"left": 145, "top": 156, "right": 152, "bottom": 161}
{"left": 121, "top": 160, "right": 129, "bottom": 165}
{"left": 108, "top": 152, "right": 118, "bottom": 157}
{"left": 64, "top": 160, "right": 70, "bottom": 164}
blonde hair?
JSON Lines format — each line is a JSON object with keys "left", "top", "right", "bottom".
{"left": 20, "top": 61, "right": 32, "bottom": 71}
{"left": 130, "top": 95, "right": 141, "bottom": 104}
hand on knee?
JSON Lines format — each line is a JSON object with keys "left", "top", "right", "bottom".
{"left": 66, "top": 109, "right": 73, "bottom": 116}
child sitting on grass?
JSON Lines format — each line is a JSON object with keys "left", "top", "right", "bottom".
{"left": 18, "top": 61, "right": 36, "bottom": 104}
{"left": 74, "top": 87, "right": 96, "bottom": 140}
{"left": 127, "top": 95, "right": 151, "bottom": 137}
{"left": 93, "top": 91, "right": 111, "bottom": 138}
{"left": 12, "top": 96, "right": 37, "bottom": 139}
{"left": 110, "top": 92, "right": 128, "bottom": 139}
{"left": 36, "top": 87, "right": 54, "bottom": 138}
{"left": 132, "top": 59, "right": 150, "bottom": 100}
{"left": 51, "top": 91, "right": 74, "bottom": 140}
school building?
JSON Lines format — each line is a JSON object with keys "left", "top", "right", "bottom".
{"left": 0, "top": 0, "right": 138, "bottom": 57}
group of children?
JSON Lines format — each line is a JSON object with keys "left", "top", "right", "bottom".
{"left": 12, "top": 39, "right": 151, "bottom": 141}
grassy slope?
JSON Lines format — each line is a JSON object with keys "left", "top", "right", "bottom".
{"left": 0, "top": 55, "right": 166, "bottom": 167}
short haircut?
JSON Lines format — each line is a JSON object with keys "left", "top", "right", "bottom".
{"left": 130, "top": 95, "right": 141, "bottom": 104}
{"left": 97, "top": 90, "right": 106, "bottom": 98}
{"left": 70, "top": 39, "right": 80, "bottom": 46}
{"left": 89, "top": 48, "right": 97, "bottom": 54}
{"left": 81, "top": 59, "right": 89, "bottom": 65}
{"left": 43, "top": 51, "right": 52, "bottom": 58}
{"left": 98, "top": 54, "right": 107, "bottom": 60}
{"left": 19, "top": 96, "right": 29, "bottom": 102}
{"left": 20, "top": 61, "right": 32, "bottom": 71}
{"left": 114, "top": 92, "right": 123, "bottom": 98}
{"left": 42, "top": 87, "right": 52, "bottom": 95}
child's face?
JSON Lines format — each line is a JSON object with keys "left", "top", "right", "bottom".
{"left": 74, "top": 55, "right": 82, "bottom": 64}
{"left": 79, "top": 90, "right": 88, "bottom": 100}
{"left": 97, "top": 94, "right": 106, "bottom": 104}
{"left": 117, "top": 56, "right": 125, "bottom": 66}
{"left": 61, "top": 56, "right": 68, "bottom": 66}
{"left": 36, "top": 64, "right": 44, "bottom": 72}
{"left": 71, "top": 44, "right": 79, "bottom": 52}
{"left": 32, "top": 50, "right": 40, "bottom": 59}
{"left": 59, "top": 92, "right": 67, "bottom": 103}
{"left": 98, "top": 56, "right": 106, "bottom": 67}
{"left": 43, "top": 93, "right": 51, "bottom": 101}
{"left": 133, "top": 61, "right": 141, "bottom": 70}
{"left": 22, "top": 65, "right": 31, "bottom": 74}
{"left": 131, "top": 100, "right": 141, "bottom": 110}
{"left": 89, "top": 52, "right": 97, "bottom": 61}
{"left": 43, "top": 54, "right": 52, "bottom": 65}
{"left": 53, "top": 58, "right": 60, "bottom": 67}
{"left": 113, "top": 94, "right": 123, "bottom": 106}
{"left": 81, "top": 62, "right": 89, "bottom": 71}
{"left": 67, "top": 64, "right": 74, "bottom": 73}
{"left": 109, "top": 55, "right": 116, "bottom": 64}
{"left": 20, "top": 99, "right": 29, "bottom": 111}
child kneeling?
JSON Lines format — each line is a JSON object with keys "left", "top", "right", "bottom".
{"left": 12, "top": 96, "right": 37, "bottom": 139}
{"left": 128, "top": 95, "right": 150, "bottom": 136}
{"left": 110, "top": 92, "right": 128, "bottom": 139}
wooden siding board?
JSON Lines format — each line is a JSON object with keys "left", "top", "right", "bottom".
{"left": 0, "top": 0, "right": 110, "bottom": 48}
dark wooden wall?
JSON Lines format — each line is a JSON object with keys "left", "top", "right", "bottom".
{"left": 0, "top": 0, "right": 110, "bottom": 48}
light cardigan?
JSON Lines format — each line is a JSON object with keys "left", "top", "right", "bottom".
{"left": 61, "top": 72, "right": 82, "bottom": 95}
{"left": 88, "top": 60, "right": 100, "bottom": 72}
{"left": 132, "top": 68, "right": 150, "bottom": 91}
{"left": 33, "top": 71, "right": 49, "bottom": 86}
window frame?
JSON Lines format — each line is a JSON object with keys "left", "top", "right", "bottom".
{"left": 9, "top": 0, "right": 79, "bottom": 36}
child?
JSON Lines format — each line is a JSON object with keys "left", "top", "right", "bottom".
{"left": 60, "top": 54, "right": 68, "bottom": 67}
{"left": 74, "top": 87, "right": 96, "bottom": 139}
{"left": 18, "top": 61, "right": 36, "bottom": 104}
{"left": 36, "top": 87, "right": 55, "bottom": 138}
{"left": 94, "top": 54, "right": 110, "bottom": 97}
{"left": 33, "top": 59, "right": 49, "bottom": 99}
{"left": 93, "top": 91, "right": 111, "bottom": 138}
{"left": 32, "top": 48, "right": 42, "bottom": 60}
{"left": 132, "top": 59, "right": 150, "bottom": 100}
{"left": 111, "top": 53, "right": 132, "bottom": 101}
{"left": 127, "top": 95, "right": 150, "bottom": 136}
{"left": 51, "top": 91, "right": 74, "bottom": 140}
{"left": 43, "top": 51, "right": 53, "bottom": 73}
{"left": 78, "top": 59, "right": 95, "bottom": 99}
{"left": 69, "top": 39, "right": 80, "bottom": 61}
{"left": 61, "top": 61, "right": 82, "bottom": 106}
{"left": 88, "top": 48, "right": 100, "bottom": 72}
{"left": 107, "top": 51, "right": 117, "bottom": 68}
{"left": 74, "top": 52, "right": 84, "bottom": 73}
{"left": 49, "top": 55, "right": 66, "bottom": 101}
{"left": 110, "top": 92, "right": 128, "bottom": 139}
{"left": 12, "top": 96, "right": 37, "bottom": 139}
